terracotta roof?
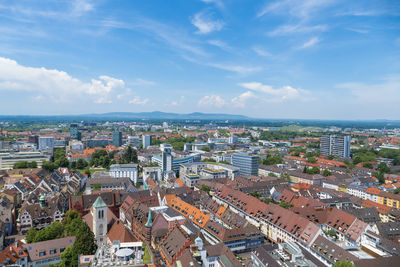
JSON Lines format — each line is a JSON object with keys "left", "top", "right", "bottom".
{"left": 0, "top": 240, "right": 27, "bottom": 265}
{"left": 107, "top": 220, "right": 136, "bottom": 243}
{"left": 366, "top": 187, "right": 381, "bottom": 195}
{"left": 165, "top": 195, "right": 210, "bottom": 228}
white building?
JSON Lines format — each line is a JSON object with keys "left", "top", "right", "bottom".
{"left": 109, "top": 164, "right": 139, "bottom": 184}
{"left": 142, "top": 135, "right": 152, "bottom": 149}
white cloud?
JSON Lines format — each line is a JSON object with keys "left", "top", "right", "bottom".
{"left": 298, "top": 37, "right": 320, "bottom": 49}
{"left": 169, "top": 96, "right": 185, "bottom": 106}
{"left": 208, "top": 40, "right": 232, "bottom": 51}
{"left": 198, "top": 95, "right": 226, "bottom": 107}
{"left": 72, "top": 0, "right": 94, "bottom": 16}
{"left": 346, "top": 28, "right": 369, "bottom": 34}
{"left": 130, "top": 78, "right": 156, "bottom": 86}
{"left": 191, "top": 11, "right": 224, "bottom": 34}
{"left": 129, "top": 96, "right": 149, "bottom": 105}
{"left": 239, "top": 82, "right": 313, "bottom": 103}
{"left": 336, "top": 76, "right": 400, "bottom": 104}
{"left": 201, "top": 0, "right": 224, "bottom": 9}
{"left": 0, "top": 57, "right": 126, "bottom": 104}
{"left": 231, "top": 91, "right": 256, "bottom": 107}
{"left": 268, "top": 24, "right": 327, "bottom": 36}
{"left": 252, "top": 46, "right": 272, "bottom": 57}
{"left": 208, "top": 63, "right": 262, "bottom": 75}
{"left": 258, "top": 0, "right": 336, "bottom": 19}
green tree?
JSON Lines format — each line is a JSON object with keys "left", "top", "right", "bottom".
{"left": 333, "top": 260, "right": 356, "bottom": 267}
{"left": 200, "top": 184, "right": 211, "bottom": 194}
{"left": 262, "top": 154, "right": 284, "bottom": 165}
{"left": 378, "top": 162, "right": 390, "bottom": 173}
{"left": 26, "top": 221, "right": 64, "bottom": 243}
{"left": 13, "top": 161, "right": 28, "bottom": 169}
{"left": 363, "top": 162, "right": 373, "bottom": 169}
{"left": 42, "top": 161, "right": 57, "bottom": 172}
{"left": 28, "top": 161, "right": 38, "bottom": 168}
{"left": 250, "top": 191, "right": 262, "bottom": 199}
{"left": 322, "top": 169, "right": 332, "bottom": 177}
{"left": 307, "top": 157, "right": 317, "bottom": 163}
{"left": 201, "top": 146, "right": 211, "bottom": 152}
{"left": 76, "top": 159, "right": 88, "bottom": 169}
{"left": 327, "top": 154, "right": 336, "bottom": 160}
{"left": 280, "top": 173, "right": 291, "bottom": 182}
{"left": 122, "top": 145, "right": 138, "bottom": 164}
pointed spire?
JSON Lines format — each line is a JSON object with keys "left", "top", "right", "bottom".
{"left": 145, "top": 209, "right": 152, "bottom": 228}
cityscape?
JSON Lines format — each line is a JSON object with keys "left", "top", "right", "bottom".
{"left": 0, "top": 1, "right": 400, "bottom": 267}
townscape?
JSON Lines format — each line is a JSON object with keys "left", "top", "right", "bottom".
{"left": 0, "top": 119, "right": 400, "bottom": 267}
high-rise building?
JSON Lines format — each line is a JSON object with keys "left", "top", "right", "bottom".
{"left": 69, "top": 123, "right": 81, "bottom": 140}
{"left": 232, "top": 153, "right": 259, "bottom": 176}
{"left": 160, "top": 143, "right": 173, "bottom": 173}
{"left": 320, "top": 135, "right": 351, "bottom": 158}
{"left": 112, "top": 131, "right": 122, "bottom": 147}
{"left": 142, "top": 135, "right": 152, "bottom": 149}
{"left": 28, "top": 135, "right": 39, "bottom": 148}
{"left": 38, "top": 136, "right": 55, "bottom": 150}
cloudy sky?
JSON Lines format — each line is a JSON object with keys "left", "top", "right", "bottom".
{"left": 0, "top": 0, "right": 399, "bottom": 119}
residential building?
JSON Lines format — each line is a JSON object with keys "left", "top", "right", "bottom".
{"left": 320, "top": 135, "right": 351, "bottom": 158}
{"left": 109, "top": 164, "right": 139, "bottom": 184}
{"left": 85, "top": 176, "right": 135, "bottom": 194}
{"left": 112, "top": 131, "right": 123, "bottom": 147}
{"left": 24, "top": 236, "right": 76, "bottom": 267}
{"left": 232, "top": 153, "right": 259, "bottom": 176}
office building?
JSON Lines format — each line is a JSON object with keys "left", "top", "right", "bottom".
{"left": 38, "top": 136, "right": 55, "bottom": 150}
{"left": 232, "top": 153, "right": 259, "bottom": 176}
{"left": 228, "top": 135, "right": 238, "bottom": 145}
{"left": 142, "top": 135, "right": 152, "bottom": 149}
{"left": 109, "top": 164, "right": 139, "bottom": 184}
{"left": 160, "top": 143, "right": 173, "bottom": 173}
{"left": 70, "top": 123, "right": 81, "bottom": 140}
{"left": 85, "top": 139, "right": 111, "bottom": 148}
{"left": 320, "top": 135, "right": 351, "bottom": 158}
{"left": 112, "top": 131, "right": 123, "bottom": 147}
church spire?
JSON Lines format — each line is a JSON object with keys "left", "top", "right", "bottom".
{"left": 145, "top": 209, "right": 152, "bottom": 228}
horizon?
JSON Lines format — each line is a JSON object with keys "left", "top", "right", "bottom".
{"left": 0, "top": 0, "right": 399, "bottom": 119}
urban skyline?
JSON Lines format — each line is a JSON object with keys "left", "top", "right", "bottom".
{"left": 0, "top": 0, "right": 399, "bottom": 119}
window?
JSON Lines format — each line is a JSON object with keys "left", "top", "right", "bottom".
{"left": 39, "top": 250, "right": 46, "bottom": 257}
{"left": 50, "top": 249, "right": 56, "bottom": 255}
{"left": 60, "top": 247, "right": 65, "bottom": 252}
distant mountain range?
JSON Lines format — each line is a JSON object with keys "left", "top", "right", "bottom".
{"left": 85, "top": 111, "right": 252, "bottom": 120}
{"left": 0, "top": 111, "right": 252, "bottom": 121}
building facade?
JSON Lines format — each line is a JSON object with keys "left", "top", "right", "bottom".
{"left": 320, "top": 135, "right": 351, "bottom": 158}
{"left": 112, "top": 131, "right": 123, "bottom": 147}
{"left": 109, "top": 164, "right": 139, "bottom": 184}
{"left": 232, "top": 153, "right": 259, "bottom": 176}
{"left": 142, "top": 135, "right": 152, "bottom": 149}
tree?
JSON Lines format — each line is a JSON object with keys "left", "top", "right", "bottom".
{"left": 307, "top": 157, "right": 317, "bottom": 163}
{"left": 28, "top": 161, "right": 38, "bottom": 168}
{"left": 322, "top": 169, "right": 332, "bottom": 177}
{"left": 327, "top": 154, "right": 336, "bottom": 160}
{"left": 250, "top": 191, "right": 262, "bottom": 199}
{"left": 76, "top": 159, "right": 88, "bottom": 169}
{"left": 201, "top": 146, "right": 211, "bottom": 152}
{"left": 333, "top": 260, "right": 356, "bottom": 267}
{"left": 363, "top": 162, "right": 373, "bottom": 169}
{"left": 269, "top": 172, "right": 278, "bottom": 177}
{"left": 377, "top": 162, "right": 390, "bottom": 173}
{"left": 26, "top": 221, "right": 64, "bottom": 243}
{"left": 13, "top": 161, "right": 28, "bottom": 169}
{"left": 200, "top": 184, "right": 211, "bottom": 194}
{"left": 280, "top": 173, "right": 291, "bottom": 182}
{"left": 262, "top": 154, "right": 284, "bottom": 165}
{"left": 42, "top": 161, "right": 57, "bottom": 172}
{"left": 122, "top": 145, "right": 138, "bottom": 164}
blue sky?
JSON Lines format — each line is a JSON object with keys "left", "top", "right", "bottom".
{"left": 0, "top": 0, "right": 399, "bottom": 119}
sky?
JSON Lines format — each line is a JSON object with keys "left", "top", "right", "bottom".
{"left": 0, "top": 0, "right": 399, "bottom": 120}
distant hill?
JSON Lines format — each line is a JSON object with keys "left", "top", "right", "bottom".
{"left": 85, "top": 111, "right": 252, "bottom": 120}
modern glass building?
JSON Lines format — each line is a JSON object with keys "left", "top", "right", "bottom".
{"left": 112, "top": 131, "right": 123, "bottom": 147}
{"left": 142, "top": 135, "right": 152, "bottom": 149}
{"left": 232, "top": 153, "right": 259, "bottom": 176}
{"left": 70, "top": 123, "right": 81, "bottom": 140}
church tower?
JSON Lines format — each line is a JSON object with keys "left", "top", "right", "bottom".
{"left": 92, "top": 196, "right": 107, "bottom": 247}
